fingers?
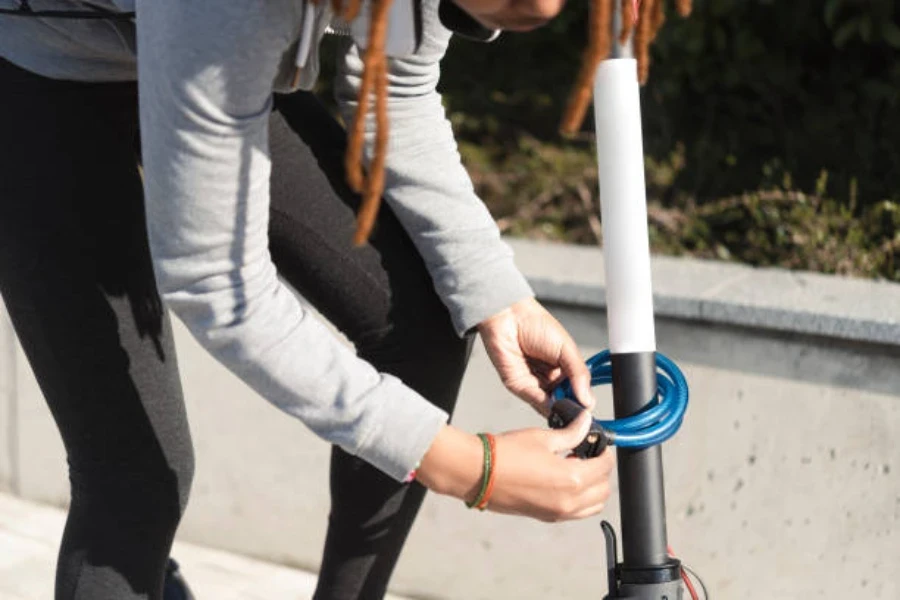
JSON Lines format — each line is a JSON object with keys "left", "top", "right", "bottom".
{"left": 556, "top": 335, "right": 595, "bottom": 410}
{"left": 513, "top": 336, "right": 593, "bottom": 412}
{"left": 569, "top": 481, "right": 612, "bottom": 520}
{"left": 526, "top": 357, "right": 562, "bottom": 387}
{"left": 505, "top": 373, "right": 553, "bottom": 415}
{"left": 544, "top": 410, "right": 592, "bottom": 453}
{"left": 481, "top": 298, "right": 595, "bottom": 413}
{"left": 556, "top": 451, "right": 616, "bottom": 521}
{"left": 586, "top": 447, "right": 617, "bottom": 479}
{"left": 573, "top": 448, "right": 616, "bottom": 490}
{"left": 486, "top": 426, "right": 615, "bottom": 524}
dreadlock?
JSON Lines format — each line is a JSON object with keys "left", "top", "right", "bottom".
{"left": 559, "top": 0, "right": 613, "bottom": 134}
{"left": 308, "top": 0, "right": 393, "bottom": 245}
{"left": 331, "top": 0, "right": 691, "bottom": 244}
{"left": 560, "top": 0, "right": 692, "bottom": 134}
{"left": 619, "top": 0, "right": 635, "bottom": 45}
{"left": 316, "top": 0, "right": 395, "bottom": 245}
{"left": 675, "top": 0, "right": 692, "bottom": 18}
{"left": 336, "top": 0, "right": 364, "bottom": 19}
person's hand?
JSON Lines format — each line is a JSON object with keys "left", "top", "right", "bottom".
{"left": 450, "top": 0, "right": 567, "bottom": 31}
{"left": 477, "top": 297, "right": 595, "bottom": 416}
{"left": 416, "top": 414, "right": 614, "bottom": 522}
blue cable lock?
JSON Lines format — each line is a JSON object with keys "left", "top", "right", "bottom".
{"left": 549, "top": 350, "right": 689, "bottom": 452}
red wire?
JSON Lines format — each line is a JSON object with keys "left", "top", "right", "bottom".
{"left": 681, "top": 568, "right": 700, "bottom": 600}
{"left": 667, "top": 545, "right": 700, "bottom": 600}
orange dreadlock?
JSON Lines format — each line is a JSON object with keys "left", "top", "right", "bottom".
{"left": 310, "top": 0, "right": 393, "bottom": 246}
{"left": 633, "top": 0, "right": 655, "bottom": 83}
{"left": 341, "top": 0, "right": 393, "bottom": 245}
{"left": 651, "top": 0, "right": 666, "bottom": 41}
{"left": 330, "top": 0, "right": 692, "bottom": 243}
{"left": 339, "top": 0, "right": 364, "bottom": 19}
{"left": 559, "top": 0, "right": 612, "bottom": 135}
{"left": 560, "top": 0, "right": 692, "bottom": 134}
{"left": 619, "top": 0, "right": 635, "bottom": 45}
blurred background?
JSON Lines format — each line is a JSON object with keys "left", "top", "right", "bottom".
{"left": 436, "top": 0, "right": 900, "bottom": 280}
{"left": 359, "top": 0, "right": 900, "bottom": 281}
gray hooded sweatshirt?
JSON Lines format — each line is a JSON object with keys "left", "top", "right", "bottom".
{"left": 0, "top": 0, "right": 533, "bottom": 481}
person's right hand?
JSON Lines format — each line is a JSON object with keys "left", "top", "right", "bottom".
{"left": 416, "top": 411, "right": 614, "bottom": 522}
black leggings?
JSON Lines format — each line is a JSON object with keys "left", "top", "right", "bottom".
{"left": 0, "top": 57, "right": 471, "bottom": 600}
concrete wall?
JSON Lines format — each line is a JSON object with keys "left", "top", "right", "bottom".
{"left": 1, "top": 239, "right": 898, "bottom": 599}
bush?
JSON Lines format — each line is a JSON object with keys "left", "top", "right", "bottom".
{"left": 441, "top": 0, "right": 900, "bottom": 206}
{"left": 435, "top": 0, "right": 899, "bottom": 280}
{"left": 640, "top": 0, "right": 900, "bottom": 206}
{"left": 316, "top": 1, "right": 899, "bottom": 280}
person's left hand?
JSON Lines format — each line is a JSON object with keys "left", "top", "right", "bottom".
{"left": 478, "top": 298, "right": 595, "bottom": 416}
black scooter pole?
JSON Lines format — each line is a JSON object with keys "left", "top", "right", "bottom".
{"left": 606, "top": 355, "right": 682, "bottom": 599}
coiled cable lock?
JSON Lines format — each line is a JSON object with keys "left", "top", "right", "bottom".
{"left": 548, "top": 350, "right": 689, "bottom": 457}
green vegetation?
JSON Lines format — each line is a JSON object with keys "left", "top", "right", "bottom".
{"left": 438, "top": 0, "right": 900, "bottom": 280}
{"left": 316, "top": 0, "right": 899, "bottom": 280}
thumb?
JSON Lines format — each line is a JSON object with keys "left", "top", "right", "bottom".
{"left": 571, "top": 375, "right": 596, "bottom": 412}
{"left": 557, "top": 341, "right": 596, "bottom": 411}
{"left": 546, "top": 410, "right": 591, "bottom": 454}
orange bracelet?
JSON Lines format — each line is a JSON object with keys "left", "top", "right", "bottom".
{"left": 476, "top": 433, "right": 497, "bottom": 511}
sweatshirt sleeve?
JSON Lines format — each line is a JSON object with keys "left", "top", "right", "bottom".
{"left": 334, "top": 0, "right": 534, "bottom": 337}
{"left": 135, "top": 0, "right": 448, "bottom": 481}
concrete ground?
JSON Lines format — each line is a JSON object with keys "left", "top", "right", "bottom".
{"left": 0, "top": 493, "right": 406, "bottom": 600}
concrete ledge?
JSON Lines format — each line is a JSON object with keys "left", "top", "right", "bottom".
{"left": 2, "top": 242, "right": 899, "bottom": 599}
{"left": 507, "top": 238, "right": 900, "bottom": 347}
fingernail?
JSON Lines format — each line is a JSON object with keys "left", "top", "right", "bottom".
{"left": 579, "top": 383, "right": 596, "bottom": 409}
{"left": 578, "top": 411, "right": 591, "bottom": 435}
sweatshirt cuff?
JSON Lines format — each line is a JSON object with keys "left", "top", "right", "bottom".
{"left": 443, "top": 255, "right": 535, "bottom": 337}
{"left": 353, "top": 373, "right": 450, "bottom": 482}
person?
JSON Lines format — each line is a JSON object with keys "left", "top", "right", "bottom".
{"left": 0, "top": 0, "right": 614, "bottom": 598}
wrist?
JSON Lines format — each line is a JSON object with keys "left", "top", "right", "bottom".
{"left": 415, "top": 425, "right": 483, "bottom": 502}
{"left": 476, "top": 306, "right": 512, "bottom": 334}
{"left": 477, "top": 296, "right": 541, "bottom": 334}
{"left": 467, "top": 433, "right": 497, "bottom": 510}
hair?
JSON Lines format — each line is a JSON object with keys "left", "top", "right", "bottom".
{"left": 559, "top": 0, "right": 613, "bottom": 135}
{"left": 313, "top": 0, "right": 394, "bottom": 245}
{"left": 561, "top": 0, "right": 691, "bottom": 134}
{"left": 327, "top": 0, "right": 692, "bottom": 245}
{"left": 619, "top": 0, "right": 636, "bottom": 45}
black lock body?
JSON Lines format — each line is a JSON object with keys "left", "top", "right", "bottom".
{"left": 548, "top": 397, "right": 609, "bottom": 459}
